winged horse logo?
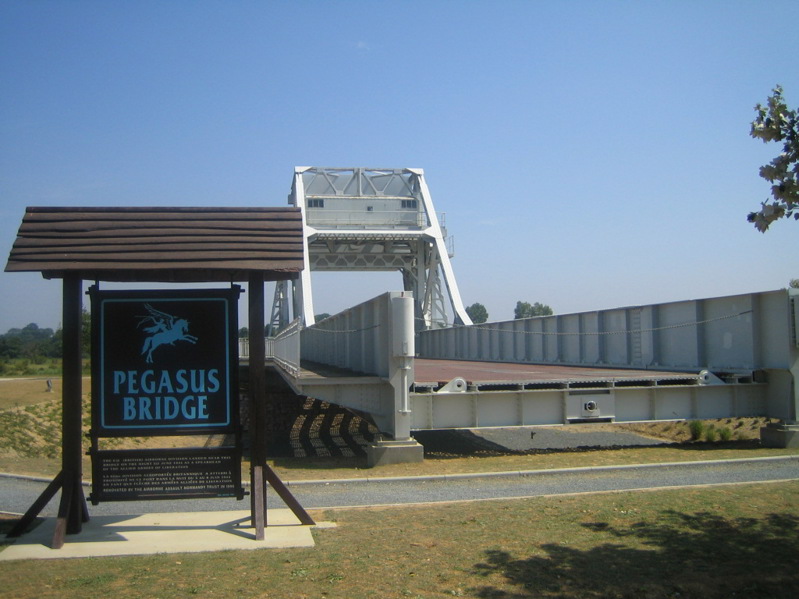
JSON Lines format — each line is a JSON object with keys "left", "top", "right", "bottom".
{"left": 137, "top": 304, "right": 198, "bottom": 363}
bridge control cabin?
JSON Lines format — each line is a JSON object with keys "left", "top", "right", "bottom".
{"left": 301, "top": 168, "right": 428, "bottom": 230}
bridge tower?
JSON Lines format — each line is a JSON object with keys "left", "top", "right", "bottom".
{"left": 269, "top": 167, "right": 472, "bottom": 333}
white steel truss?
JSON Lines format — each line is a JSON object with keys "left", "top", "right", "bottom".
{"left": 269, "top": 167, "right": 472, "bottom": 333}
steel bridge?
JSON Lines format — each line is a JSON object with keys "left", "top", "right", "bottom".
{"left": 269, "top": 167, "right": 471, "bottom": 333}
{"left": 244, "top": 167, "right": 799, "bottom": 465}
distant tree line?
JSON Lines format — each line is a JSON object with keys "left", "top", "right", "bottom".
{"left": 465, "top": 301, "right": 554, "bottom": 324}
{"left": 0, "top": 323, "right": 60, "bottom": 360}
{"left": 513, "top": 301, "right": 554, "bottom": 319}
{"left": 0, "top": 311, "right": 91, "bottom": 361}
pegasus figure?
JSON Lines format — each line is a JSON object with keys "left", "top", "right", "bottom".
{"left": 137, "top": 304, "right": 198, "bottom": 363}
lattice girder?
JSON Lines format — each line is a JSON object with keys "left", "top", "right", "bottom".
{"left": 270, "top": 167, "right": 472, "bottom": 332}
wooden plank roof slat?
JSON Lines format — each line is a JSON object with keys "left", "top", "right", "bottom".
{"left": 12, "top": 237, "right": 304, "bottom": 249}
{"left": 21, "top": 206, "right": 302, "bottom": 220}
{"left": 5, "top": 206, "right": 305, "bottom": 282}
{"left": 18, "top": 221, "right": 302, "bottom": 234}
{"left": 17, "top": 229, "right": 301, "bottom": 241}
{"left": 10, "top": 251, "right": 304, "bottom": 263}
{"left": 11, "top": 242, "right": 303, "bottom": 254}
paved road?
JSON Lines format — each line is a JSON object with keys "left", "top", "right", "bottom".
{"left": 3, "top": 456, "right": 797, "bottom": 517}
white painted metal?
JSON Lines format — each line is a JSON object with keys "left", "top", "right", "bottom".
{"left": 409, "top": 383, "right": 768, "bottom": 430}
{"left": 298, "top": 291, "right": 416, "bottom": 440}
{"left": 268, "top": 318, "right": 301, "bottom": 377}
{"left": 240, "top": 319, "right": 301, "bottom": 373}
{"left": 418, "top": 290, "right": 793, "bottom": 372}
{"left": 416, "top": 288, "right": 799, "bottom": 427}
{"left": 252, "top": 288, "right": 792, "bottom": 438}
{"left": 267, "top": 280, "right": 290, "bottom": 337}
{"left": 269, "top": 167, "right": 472, "bottom": 333}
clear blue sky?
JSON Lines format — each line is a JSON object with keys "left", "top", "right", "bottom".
{"left": 1, "top": 0, "right": 797, "bottom": 333}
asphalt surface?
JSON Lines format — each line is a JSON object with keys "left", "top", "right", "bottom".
{"left": 3, "top": 456, "right": 798, "bottom": 517}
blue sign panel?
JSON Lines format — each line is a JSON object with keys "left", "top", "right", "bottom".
{"left": 91, "top": 288, "right": 240, "bottom": 436}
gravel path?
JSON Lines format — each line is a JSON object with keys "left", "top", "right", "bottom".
{"left": 3, "top": 456, "right": 797, "bottom": 516}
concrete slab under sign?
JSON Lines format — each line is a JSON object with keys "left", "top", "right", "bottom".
{"left": 1, "top": 509, "right": 333, "bottom": 561}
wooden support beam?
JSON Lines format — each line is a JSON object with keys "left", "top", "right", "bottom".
{"left": 52, "top": 474, "right": 74, "bottom": 549}
{"left": 6, "top": 471, "right": 63, "bottom": 538}
{"left": 248, "top": 272, "right": 267, "bottom": 540}
{"left": 264, "top": 464, "right": 315, "bottom": 525}
{"left": 251, "top": 464, "right": 265, "bottom": 540}
{"left": 51, "top": 274, "right": 89, "bottom": 548}
{"left": 6, "top": 275, "right": 89, "bottom": 545}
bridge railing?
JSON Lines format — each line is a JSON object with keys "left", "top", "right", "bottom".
{"left": 300, "top": 291, "right": 416, "bottom": 440}
{"left": 301, "top": 292, "right": 412, "bottom": 377}
{"left": 268, "top": 318, "right": 302, "bottom": 377}
{"left": 417, "top": 289, "right": 795, "bottom": 373}
{"left": 238, "top": 317, "right": 302, "bottom": 377}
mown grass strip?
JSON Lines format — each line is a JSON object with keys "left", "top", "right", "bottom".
{"left": 1, "top": 481, "right": 798, "bottom": 598}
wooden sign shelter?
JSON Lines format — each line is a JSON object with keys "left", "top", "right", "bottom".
{"left": 4, "top": 206, "right": 313, "bottom": 547}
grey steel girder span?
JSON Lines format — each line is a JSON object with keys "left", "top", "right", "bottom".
{"left": 269, "top": 288, "right": 797, "bottom": 449}
{"left": 290, "top": 358, "right": 767, "bottom": 431}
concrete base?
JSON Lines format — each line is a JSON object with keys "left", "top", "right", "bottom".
{"left": 760, "top": 423, "right": 799, "bottom": 448}
{"left": 366, "top": 439, "right": 425, "bottom": 467}
{"left": 0, "top": 510, "right": 334, "bottom": 561}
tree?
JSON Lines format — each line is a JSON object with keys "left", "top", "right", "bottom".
{"left": 748, "top": 85, "right": 799, "bottom": 232}
{"left": 790, "top": 279, "right": 799, "bottom": 289}
{"left": 2, "top": 323, "right": 58, "bottom": 360}
{"left": 465, "top": 302, "right": 488, "bottom": 324}
{"left": 514, "top": 301, "right": 553, "bottom": 319}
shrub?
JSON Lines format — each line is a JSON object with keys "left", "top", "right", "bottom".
{"left": 719, "top": 427, "right": 733, "bottom": 442}
{"left": 704, "top": 426, "right": 718, "bottom": 442}
{"left": 688, "top": 420, "right": 705, "bottom": 441}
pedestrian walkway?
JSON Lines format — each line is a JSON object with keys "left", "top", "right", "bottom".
{"left": 1, "top": 509, "right": 334, "bottom": 561}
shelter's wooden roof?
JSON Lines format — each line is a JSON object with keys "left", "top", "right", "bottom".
{"left": 5, "top": 206, "right": 305, "bottom": 282}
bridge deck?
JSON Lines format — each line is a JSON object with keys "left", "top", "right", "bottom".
{"left": 412, "top": 359, "right": 699, "bottom": 391}
{"left": 296, "top": 359, "right": 700, "bottom": 390}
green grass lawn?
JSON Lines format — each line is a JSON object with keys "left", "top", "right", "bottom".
{"left": 2, "top": 481, "right": 798, "bottom": 598}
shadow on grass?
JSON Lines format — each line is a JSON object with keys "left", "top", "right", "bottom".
{"left": 414, "top": 429, "right": 767, "bottom": 460}
{"left": 414, "top": 430, "right": 514, "bottom": 457}
{"left": 472, "top": 511, "right": 799, "bottom": 598}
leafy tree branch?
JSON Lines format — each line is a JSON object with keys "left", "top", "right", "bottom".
{"left": 748, "top": 85, "right": 799, "bottom": 232}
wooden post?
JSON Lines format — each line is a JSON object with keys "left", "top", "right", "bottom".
{"left": 7, "top": 275, "right": 88, "bottom": 543}
{"left": 52, "top": 274, "right": 88, "bottom": 548}
{"left": 248, "top": 272, "right": 267, "bottom": 540}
